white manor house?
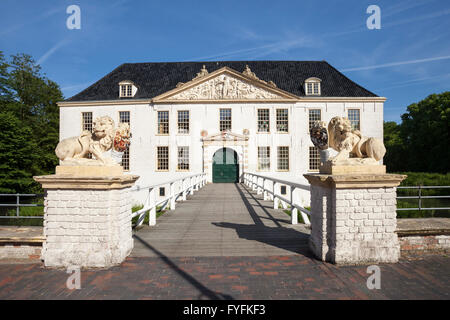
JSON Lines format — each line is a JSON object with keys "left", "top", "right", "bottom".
{"left": 58, "top": 61, "right": 386, "bottom": 204}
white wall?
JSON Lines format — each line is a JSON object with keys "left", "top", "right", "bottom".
{"left": 60, "top": 100, "right": 383, "bottom": 206}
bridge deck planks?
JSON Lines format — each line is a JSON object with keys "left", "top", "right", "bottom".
{"left": 132, "top": 183, "right": 310, "bottom": 257}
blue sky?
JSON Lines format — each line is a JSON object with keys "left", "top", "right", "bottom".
{"left": 0, "top": 0, "right": 449, "bottom": 122}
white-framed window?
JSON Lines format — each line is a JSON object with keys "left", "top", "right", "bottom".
{"left": 158, "top": 111, "right": 169, "bottom": 134}
{"left": 119, "top": 81, "right": 136, "bottom": 98}
{"left": 309, "top": 146, "right": 320, "bottom": 171}
{"left": 276, "top": 109, "right": 288, "bottom": 132}
{"left": 177, "top": 146, "right": 189, "bottom": 171}
{"left": 257, "top": 146, "right": 270, "bottom": 171}
{"left": 177, "top": 110, "right": 189, "bottom": 134}
{"left": 81, "top": 112, "right": 93, "bottom": 159}
{"left": 277, "top": 146, "right": 289, "bottom": 171}
{"left": 348, "top": 109, "right": 360, "bottom": 130}
{"left": 119, "top": 111, "right": 130, "bottom": 171}
{"left": 157, "top": 146, "right": 169, "bottom": 171}
{"left": 82, "top": 112, "right": 93, "bottom": 132}
{"left": 308, "top": 109, "right": 321, "bottom": 132}
{"left": 220, "top": 108, "right": 232, "bottom": 131}
{"left": 305, "top": 78, "right": 321, "bottom": 95}
{"left": 257, "top": 109, "right": 270, "bottom": 133}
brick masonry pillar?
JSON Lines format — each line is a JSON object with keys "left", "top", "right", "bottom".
{"left": 304, "top": 174, "right": 406, "bottom": 264}
{"left": 34, "top": 170, "right": 139, "bottom": 268}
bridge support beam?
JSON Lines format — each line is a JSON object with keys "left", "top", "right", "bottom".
{"left": 304, "top": 173, "right": 406, "bottom": 265}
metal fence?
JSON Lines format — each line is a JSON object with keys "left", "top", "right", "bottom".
{"left": 0, "top": 193, "right": 44, "bottom": 220}
{"left": 396, "top": 186, "right": 450, "bottom": 212}
{"left": 0, "top": 183, "right": 448, "bottom": 222}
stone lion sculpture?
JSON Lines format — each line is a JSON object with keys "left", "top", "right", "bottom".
{"left": 55, "top": 116, "right": 130, "bottom": 166}
{"left": 327, "top": 116, "right": 386, "bottom": 164}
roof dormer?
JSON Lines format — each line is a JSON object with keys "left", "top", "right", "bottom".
{"left": 119, "top": 80, "right": 137, "bottom": 98}
{"left": 304, "top": 77, "right": 321, "bottom": 96}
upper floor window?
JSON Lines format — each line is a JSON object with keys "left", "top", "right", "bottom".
{"left": 276, "top": 109, "right": 288, "bottom": 132}
{"left": 308, "top": 109, "right": 321, "bottom": 132}
{"left": 220, "top": 109, "right": 232, "bottom": 131}
{"left": 82, "top": 112, "right": 93, "bottom": 132}
{"left": 82, "top": 112, "right": 93, "bottom": 159}
{"left": 119, "top": 111, "right": 130, "bottom": 170}
{"left": 119, "top": 111, "right": 130, "bottom": 124}
{"left": 348, "top": 109, "right": 360, "bottom": 130}
{"left": 119, "top": 81, "right": 137, "bottom": 98}
{"left": 178, "top": 110, "right": 189, "bottom": 134}
{"left": 304, "top": 77, "right": 321, "bottom": 96}
{"left": 158, "top": 111, "right": 169, "bottom": 134}
{"left": 257, "top": 109, "right": 270, "bottom": 133}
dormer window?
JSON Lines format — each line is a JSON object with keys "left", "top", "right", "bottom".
{"left": 304, "top": 77, "right": 321, "bottom": 96}
{"left": 119, "top": 81, "right": 137, "bottom": 98}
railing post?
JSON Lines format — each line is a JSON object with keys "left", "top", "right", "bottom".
{"left": 182, "top": 178, "right": 187, "bottom": 201}
{"left": 189, "top": 177, "right": 194, "bottom": 195}
{"left": 170, "top": 182, "right": 176, "bottom": 210}
{"left": 16, "top": 193, "right": 19, "bottom": 216}
{"left": 273, "top": 182, "right": 280, "bottom": 209}
{"left": 263, "top": 179, "right": 268, "bottom": 200}
{"left": 291, "top": 187, "right": 298, "bottom": 225}
{"left": 418, "top": 185, "right": 422, "bottom": 212}
{"left": 149, "top": 187, "right": 156, "bottom": 226}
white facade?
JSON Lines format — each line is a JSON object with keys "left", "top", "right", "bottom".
{"left": 59, "top": 65, "right": 385, "bottom": 206}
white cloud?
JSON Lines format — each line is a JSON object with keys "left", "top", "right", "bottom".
{"left": 341, "top": 55, "right": 450, "bottom": 72}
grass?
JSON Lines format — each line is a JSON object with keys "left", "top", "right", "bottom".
{"left": 283, "top": 206, "right": 311, "bottom": 224}
{"left": 131, "top": 204, "right": 168, "bottom": 226}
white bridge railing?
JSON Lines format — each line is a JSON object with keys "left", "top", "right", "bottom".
{"left": 131, "top": 173, "right": 207, "bottom": 226}
{"left": 243, "top": 172, "right": 311, "bottom": 225}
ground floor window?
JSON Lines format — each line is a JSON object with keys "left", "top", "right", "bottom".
{"left": 309, "top": 146, "right": 320, "bottom": 171}
{"left": 277, "top": 146, "right": 289, "bottom": 171}
{"left": 177, "top": 146, "right": 189, "bottom": 171}
{"left": 257, "top": 146, "right": 270, "bottom": 171}
{"left": 157, "top": 146, "right": 169, "bottom": 171}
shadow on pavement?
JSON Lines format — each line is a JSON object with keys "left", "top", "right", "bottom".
{"left": 133, "top": 234, "right": 234, "bottom": 300}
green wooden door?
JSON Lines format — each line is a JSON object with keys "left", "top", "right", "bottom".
{"left": 212, "top": 148, "right": 239, "bottom": 183}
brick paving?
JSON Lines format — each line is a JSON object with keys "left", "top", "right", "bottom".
{"left": 0, "top": 253, "right": 448, "bottom": 299}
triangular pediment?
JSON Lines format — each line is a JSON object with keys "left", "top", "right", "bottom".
{"left": 153, "top": 67, "right": 298, "bottom": 102}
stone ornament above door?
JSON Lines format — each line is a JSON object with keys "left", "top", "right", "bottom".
{"left": 202, "top": 131, "right": 249, "bottom": 146}
{"left": 152, "top": 66, "right": 298, "bottom": 103}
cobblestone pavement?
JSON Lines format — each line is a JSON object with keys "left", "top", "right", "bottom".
{"left": 0, "top": 253, "right": 448, "bottom": 300}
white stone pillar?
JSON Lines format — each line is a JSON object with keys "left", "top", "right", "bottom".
{"left": 304, "top": 173, "right": 406, "bottom": 265}
{"left": 34, "top": 166, "right": 139, "bottom": 268}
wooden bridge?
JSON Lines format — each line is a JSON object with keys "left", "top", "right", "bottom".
{"left": 132, "top": 183, "right": 311, "bottom": 257}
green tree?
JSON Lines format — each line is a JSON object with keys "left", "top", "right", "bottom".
{"left": 0, "top": 112, "right": 39, "bottom": 193}
{"left": 400, "top": 92, "right": 450, "bottom": 173}
{"left": 0, "top": 52, "right": 63, "bottom": 193}
{"left": 383, "top": 121, "right": 404, "bottom": 172}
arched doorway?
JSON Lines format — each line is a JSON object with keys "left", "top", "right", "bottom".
{"left": 212, "top": 148, "right": 239, "bottom": 183}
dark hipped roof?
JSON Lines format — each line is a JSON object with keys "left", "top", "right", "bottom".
{"left": 66, "top": 61, "right": 377, "bottom": 101}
